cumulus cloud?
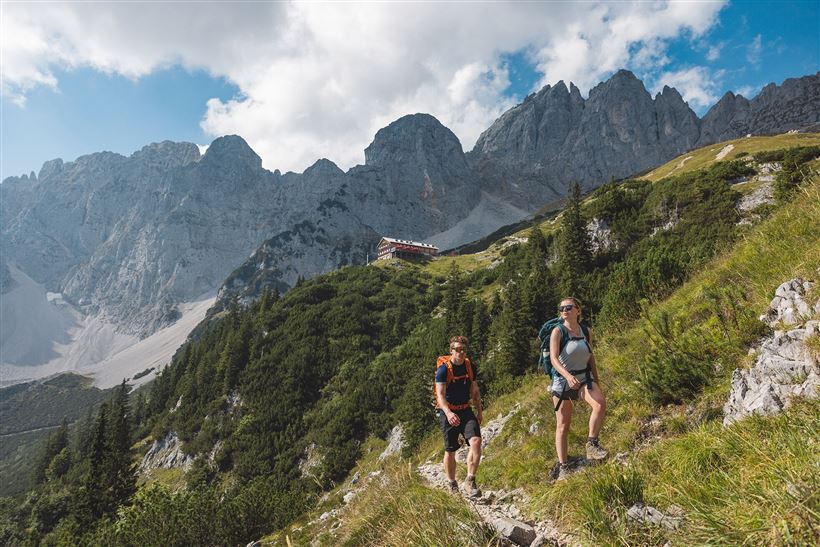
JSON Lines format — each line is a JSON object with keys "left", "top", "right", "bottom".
{"left": 2, "top": 1, "right": 727, "bottom": 172}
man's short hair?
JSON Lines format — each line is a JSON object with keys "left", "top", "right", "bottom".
{"left": 449, "top": 335, "right": 469, "bottom": 349}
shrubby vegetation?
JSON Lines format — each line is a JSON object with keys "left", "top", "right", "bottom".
{"left": 2, "top": 146, "right": 817, "bottom": 545}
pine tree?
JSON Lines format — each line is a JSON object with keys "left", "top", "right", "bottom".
{"left": 78, "top": 401, "right": 110, "bottom": 522}
{"left": 108, "top": 381, "right": 136, "bottom": 507}
{"left": 32, "top": 418, "right": 70, "bottom": 484}
{"left": 522, "top": 264, "right": 557, "bottom": 332}
{"left": 470, "top": 298, "right": 490, "bottom": 358}
{"left": 527, "top": 226, "right": 549, "bottom": 266}
{"left": 442, "top": 262, "right": 467, "bottom": 337}
{"left": 557, "top": 181, "right": 592, "bottom": 297}
{"left": 494, "top": 282, "right": 531, "bottom": 378}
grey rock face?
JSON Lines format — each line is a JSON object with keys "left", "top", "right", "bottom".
{"left": 723, "top": 279, "right": 820, "bottom": 426}
{"left": 698, "top": 73, "right": 820, "bottom": 145}
{"left": 360, "top": 113, "right": 479, "bottom": 234}
{"left": 3, "top": 117, "right": 476, "bottom": 342}
{"left": 470, "top": 70, "right": 819, "bottom": 211}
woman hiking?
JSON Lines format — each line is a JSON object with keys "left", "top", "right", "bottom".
{"left": 546, "top": 297, "right": 607, "bottom": 480}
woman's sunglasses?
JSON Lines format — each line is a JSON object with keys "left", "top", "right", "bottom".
{"left": 558, "top": 304, "right": 575, "bottom": 312}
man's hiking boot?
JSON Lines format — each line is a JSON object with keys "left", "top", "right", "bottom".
{"left": 556, "top": 462, "right": 572, "bottom": 481}
{"left": 448, "top": 480, "right": 459, "bottom": 494}
{"left": 586, "top": 438, "right": 608, "bottom": 461}
{"left": 464, "top": 475, "right": 481, "bottom": 498}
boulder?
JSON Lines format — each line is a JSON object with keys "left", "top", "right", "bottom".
{"left": 486, "top": 514, "right": 537, "bottom": 546}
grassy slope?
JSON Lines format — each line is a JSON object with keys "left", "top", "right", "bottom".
{"left": 644, "top": 133, "right": 820, "bottom": 182}
{"left": 479, "top": 174, "right": 820, "bottom": 544}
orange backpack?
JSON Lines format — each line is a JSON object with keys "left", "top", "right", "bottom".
{"left": 433, "top": 355, "right": 475, "bottom": 410}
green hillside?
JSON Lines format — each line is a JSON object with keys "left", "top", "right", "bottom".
{"left": 1, "top": 135, "right": 818, "bottom": 546}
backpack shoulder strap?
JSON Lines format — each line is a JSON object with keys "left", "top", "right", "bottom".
{"left": 556, "top": 323, "right": 571, "bottom": 352}
{"left": 464, "top": 358, "right": 475, "bottom": 383}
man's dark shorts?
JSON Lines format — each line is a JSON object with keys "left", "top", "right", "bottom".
{"left": 437, "top": 408, "right": 481, "bottom": 452}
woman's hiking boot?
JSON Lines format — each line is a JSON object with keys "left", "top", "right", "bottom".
{"left": 448, "top": 480, "right": 460, "bottom": 494}
{"left": 464, "top": 475, "right": 481, "bottom": 498}
{"left": 586, "top": 438, "right": 608, "bottom": 460}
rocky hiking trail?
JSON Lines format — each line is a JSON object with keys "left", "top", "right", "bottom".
{"left": 416, "top": 405, "right": 575, "bottom": 547}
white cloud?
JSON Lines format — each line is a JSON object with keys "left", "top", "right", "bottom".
{"left": 747, "top": 34, "right": 763, "bottom": 65}
{"left": 735, "top": 85, "right": 759, "bottom": 98}
{"left": 2, "top": 1, "right": 728, "bottom": 172}
{"left": 653, "top": 66, "right": 722, "bottom": 109}
{"left": 706, "top": 43, "right": 724, "bottom": 61}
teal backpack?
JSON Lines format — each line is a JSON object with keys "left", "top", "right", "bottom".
{"left": 537, "top": 317, "right": 590, "bottom": 378}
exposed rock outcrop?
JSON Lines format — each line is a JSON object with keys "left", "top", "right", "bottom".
{"left": 587, "top": 218, "right": 614, "bottom": 254}
{"left": 378, "top": 424, "right": 406, "bottom": 461}
{"left": 723, "top": 279, "right": 820, "bottom": 426}
{"left": 139, "top": 432, "right": 194, "bottom": 473}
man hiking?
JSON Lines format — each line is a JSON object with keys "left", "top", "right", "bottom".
{"left": 434, "top": 335, "right": 484, "bottom": 497}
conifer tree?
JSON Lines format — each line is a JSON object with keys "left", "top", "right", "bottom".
{"left": 557, "top": 181, "right": 592, "bottom": 296}
{"left": 527, "top": 226, "right": 549, "bottom": 266}
{"left": 443, "top": 262, "right": 467, "bottom": 337}
{"left": 108, "top": 381, "right": 136, "bottom": 507}
{"left": 32, "top": 418, "right": 70, "bottom": 484}
{"left": 494, "top": 282, "right": 531, "bottom": 379}
{"left": 79, "top": 401, "right": 110, "bottom": 521}
{"left": 470, "top": 298, "right": 490, "bottom": 358}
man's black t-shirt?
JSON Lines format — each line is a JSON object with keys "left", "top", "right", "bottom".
{"left": 435, "top": 360, "right": 477, "bottom": 407}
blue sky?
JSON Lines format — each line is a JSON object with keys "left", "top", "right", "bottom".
{"left": 2, "top": 1, "right": 818, "bottom": 180}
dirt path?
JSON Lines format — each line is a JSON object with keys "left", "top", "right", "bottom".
{"left": 416, "top": 405, "right": 575, "bottom": 546}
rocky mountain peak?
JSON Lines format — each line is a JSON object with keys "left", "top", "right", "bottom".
{"left": 303, "top": 158, "right": 344, "bottom": 178}
{"left": 588, "top": 69, "right": 650, "bottom": 103}
{"left": 37, "top": 158, "right": 65, "bottom": 181}
{"left": 130, "top": 141, "right": 201, "bottom": 168}
{"left": 202, "top": 135, "right": 262, "bottom": 169}
{"left": 657, "top": 85, "right": 684, "bottom": 102}
{"left": 364, "top": 113, "right": 466, "bottom": 169}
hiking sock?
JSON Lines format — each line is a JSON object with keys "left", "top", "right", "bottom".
{"left": 588, "top": 437, "right": 599, "bottom": 445}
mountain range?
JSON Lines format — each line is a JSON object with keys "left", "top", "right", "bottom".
{"left": 2, "top": 70, "right": 818, "bottom": 387}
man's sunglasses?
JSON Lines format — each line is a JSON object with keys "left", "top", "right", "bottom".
{"left": 558, "top": 304, "right": 575, "bottom": 312}
{"left": 450, "top": 346, "right": 467, "bottom": 353}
